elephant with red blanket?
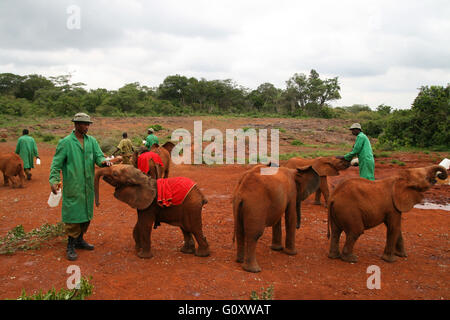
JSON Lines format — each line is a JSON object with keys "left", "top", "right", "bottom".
{"left": 95, "top": 164, "right": 209, "bottom": 259}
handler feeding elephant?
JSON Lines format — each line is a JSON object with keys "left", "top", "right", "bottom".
{"left": 327, "top": 165, "right": 448, "bottom": 263}
{"left": 94, "top": 164, "right": 210, "bottom": 259}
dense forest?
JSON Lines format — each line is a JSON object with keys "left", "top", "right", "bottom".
{"left": 0, "top": 71, "right": 448, "bottom": 149}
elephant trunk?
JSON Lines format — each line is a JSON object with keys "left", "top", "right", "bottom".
{"left": 94, "top": 167, "right": 111, "bottom": 207}
{"left": 431, "top": 165, "right": 448, "bottom": 181}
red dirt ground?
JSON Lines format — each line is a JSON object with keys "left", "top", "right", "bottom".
{"left": 0, "top": 117, "right": 449, "bottom": 300}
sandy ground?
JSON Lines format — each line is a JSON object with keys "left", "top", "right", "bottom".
{"left": 0, "top": 116, "right": 448, "bottom": 300}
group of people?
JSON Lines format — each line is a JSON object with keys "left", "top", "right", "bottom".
{"left": 16, "top": 112, "right": 374, "bottom": 261}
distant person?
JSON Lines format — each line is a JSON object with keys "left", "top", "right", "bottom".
{"left": 145, "top": 127, "right": 159, "bottom": 150}
{"left": 113, "top": 132, "right": 134, "bottom": 164}
{"left": 15, "top": 129, "right": 39, "bottom": 180}
{"left": 342, "top": 123, "right": 375, "bottom": 180}
{"left": 49, "top": 112, "right": 112, "bottom": 261}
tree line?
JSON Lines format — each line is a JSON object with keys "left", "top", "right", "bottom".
{"left": 0, "top": 71, "right": 448, "bottom": 149}
{"left": 0, "top": 70, "right": 341, "bottom": 118}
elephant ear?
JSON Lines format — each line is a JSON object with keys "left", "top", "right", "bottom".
{"left": 295, "top": 166, "right": 320, "bottom": 200}
{"left": 162, "top": 141, "right": 175, "bottom": 154}
{"left": 312, "top": 159, "right": 339, "bottom": 177}
{"left": 392, "top": 178, "right": 424, "bottom": 213}
{"left": 114, "top": 178, "right": 156, "bottom": 210}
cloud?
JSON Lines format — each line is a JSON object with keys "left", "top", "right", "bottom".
{"left": 0, "top": 0, "right": 449, "bottom": 108}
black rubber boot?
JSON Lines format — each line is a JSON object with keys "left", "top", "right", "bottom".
{"left": 75, "top": 233, "right": 94, "bottom": 250}
{"left": 67, "top": 236, "right": 78, "bottom": 261}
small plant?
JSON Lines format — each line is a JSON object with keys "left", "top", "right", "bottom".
{"left": 250, "top": 285, "right": 274, "bottom": 300}
{"left": 17, "top": 276, "right": 94, "bottom": 300}
{"left": 149, "top": 124, "right": 164, "bottom": 131}
{"left": 290, "top": 139, "right": 304, "bottom": 146}
{"left": 390, "top": 159, "right": 405, "bottom": 166}
{"left": 0, "top": 222, "right": 65, "bottom": 255}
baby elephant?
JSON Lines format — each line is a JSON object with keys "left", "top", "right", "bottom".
{"left": 0, "top": 152, "right": 25, "bottom": 188}
{"left": 95, "top": 164, "right": 209, "bottom": 259}
{"left": 327, "top": 165, "right": 448, "bottom": 263}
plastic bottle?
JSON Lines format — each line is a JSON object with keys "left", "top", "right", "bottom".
{"left": 36, "top": 158, "right": 41, "bottom": 165}
{"left": 48, "top": 189, "right": 62, "bottom": 207}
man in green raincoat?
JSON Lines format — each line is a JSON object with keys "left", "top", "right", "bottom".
{"left": 145, "top": 127, "right": 159, "bottom": 149}
{"left": 343, "top": 123, "right": 375, "bottom": 180}
{"left": 15, "top": 129, "right": 39, "bottom": 180}
{"left": 49, "top": 113, "right": 112, "bottom": 261}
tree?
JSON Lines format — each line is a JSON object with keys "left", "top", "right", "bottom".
{"left": 16, "top": 74, "right": 54, "bottom": 101}
{"left": 285, "top": 70, "right": 340, "bottom": 116}
{"left": 0, "top": 73, "right": 24, "bottom": 96}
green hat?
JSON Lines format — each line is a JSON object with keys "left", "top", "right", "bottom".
{"left": 72, "top": 112, "right": 93, "bottom": 123}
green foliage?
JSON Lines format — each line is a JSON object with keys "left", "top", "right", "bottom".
{"left": 290, "top": 139, "right": 304, "bottom": 146}
{"left": 148, "top": 124, "right": 164, "bottom": 131}
{"left": 390, "top": 159, "right": 406, "bottom": 166}
{"left": 17, "top": 276, "right": 94, "bottom": 300}
{"left": 0, "top": 71, "right": 341, "bottom": 119}
{"left": 250, "top": 285, "right": 274, "bottom": 300}
{"left": 0, "top": 222, "right": 65, "bottom": 255}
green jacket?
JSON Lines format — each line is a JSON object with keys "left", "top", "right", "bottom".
{"left": 15, "top": 135, "right": 39, "bottom": 169}
{"left": 145, "top": 134, "right": 159, "bottom": 149}
{"left": 344, "top": 132, "right": 375, "bottom": 180}
{"left": 49, "top": 131, "right": 106, "bottom": 223}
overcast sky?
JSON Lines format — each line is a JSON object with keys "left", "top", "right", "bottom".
{"left": 1, "top": 0, "right": 449, "bottom": 109}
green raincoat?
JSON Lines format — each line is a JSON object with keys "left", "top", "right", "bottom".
{"left": 344, "top": 132, "right": 375, "bottom": 180}
{"left": 15, "top": 135, "right": 39, "bottom": 169}
{"left": 49, "top": 131, "right": 106, "bottom": 223}
{"left": 145, "top": 134, "right": 159, "bottom": 149}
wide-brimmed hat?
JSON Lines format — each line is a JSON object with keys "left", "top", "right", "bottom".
{"left": 72, "top": 112, "right": 93, "bottom": 123}
{"left": 148, "top": 128, "right": 154, "bottom": 133}
{"left": 349, "top": 123, "right": 362, "bottom": 130}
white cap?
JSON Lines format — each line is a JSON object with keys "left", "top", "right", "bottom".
{"left": 349, "top": 123, "right": 362, "bottom": 130}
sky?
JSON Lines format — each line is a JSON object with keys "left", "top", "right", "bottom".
{"left": 0, "top": 0, "right": 449, "bottom": 109}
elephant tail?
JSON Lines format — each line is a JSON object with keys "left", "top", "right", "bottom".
{"left": 232, "top": 196, "right": 244, "bottom": 244}
{"left": 327, "top": 200, "right": 334, "bottom": 240}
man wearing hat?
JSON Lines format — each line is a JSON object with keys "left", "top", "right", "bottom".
{"left": 15, "top": 129, "right": 40, "bottom": 180}
{"left": 342, "top": 123, "right": 375, "bottom": 180}
{"left": 49, "top": 112, "right": 112, "bottom": 261}
{"left": 145, "top": 127, "right": 159, "bottom": 150}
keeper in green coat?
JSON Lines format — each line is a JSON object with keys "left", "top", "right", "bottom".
{"left": 15, "top": 129, "right": 39, "bottom": 180}
{"left": 49, "top": 112, "right": 112, "bottom": 261}
{"left": 145, "top": 127, "right": 159, "bottom": 149}
{"left": 343, "top": 123, "right": 375, "bottom": 180}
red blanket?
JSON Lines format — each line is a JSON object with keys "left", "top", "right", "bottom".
{"left": 157, "top": 177, "right": 196, "bottom": 207}
{"left": 137, "top": 151, "right": 164, "bottom": 174}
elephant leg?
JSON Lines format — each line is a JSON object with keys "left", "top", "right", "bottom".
{"left": 283, "top": 203, "right": 297, "bottom": 256}
{"left": 328, "top": 222, "right": 342, "bottom": 259}
{"left": 133, "top": 221, "right": 141, "bottom": 252}
{"left": 314, "top": 188, "right": 322, "bottom": 205}
{"left": 136, "top": 211, "right": 154, "bottom": 259}
{"left": 180, "top": 228, "right": 195, "bottom": 254}
{"left": 243, "top": 232, "right": 262, "bottom": 273}
{"left": 341, "top": 232, "right": 361, "bottom": 263}
{"left": 190, "top": 217, "right": 210, "bottom": 257}
{"left": 382, "top": 220, "right": 401, "bottom": 263}
{"left": 270, "top": 219, "right": 283, "bottom": 251}
{"left": 395, "top": 233, "right": 407, "bottom": 257}
{"left": 3, "top": 173, "right": 9, "bottom": 186}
